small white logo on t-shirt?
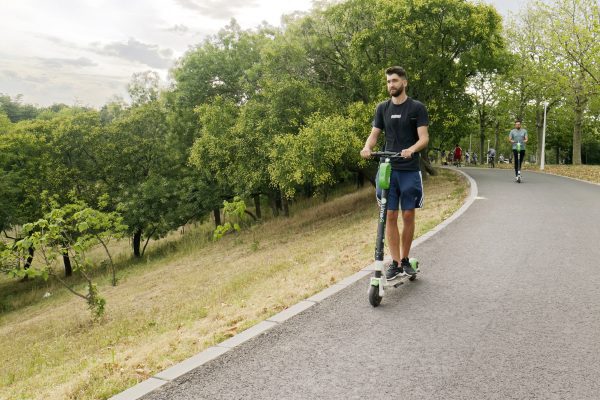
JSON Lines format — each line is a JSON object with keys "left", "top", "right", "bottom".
{"left": 391, "top": 114, "right": 401, "bottom": 119}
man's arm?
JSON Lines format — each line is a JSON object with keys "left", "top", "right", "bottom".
{"left": 401, "top": 125, "right": 429, "bottom": 159}
{"left": 509, "top": 131, "right": 514, "bottom": 144}
{"left": 360, "top": 127, "right": 381, "bottom": 158}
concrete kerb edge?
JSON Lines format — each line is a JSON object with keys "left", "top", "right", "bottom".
{"left": 527, "top": 168, "right": 600, "bottom": 187}
{"left": 420, "top": 167, "right": 478, "bottom": 243}
{"left": 109, "top": 168, "right": 478, "bottom": 400}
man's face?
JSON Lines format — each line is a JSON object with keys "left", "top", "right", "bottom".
{"left": 515, "top": 121, "right": 521, "bottom": 129}
{"left": 387, "top": 74, "right": 406, "bottom": 97}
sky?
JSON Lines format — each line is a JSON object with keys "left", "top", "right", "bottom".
{"left": 0, "top": 0, "right": 530, "bottom": 108}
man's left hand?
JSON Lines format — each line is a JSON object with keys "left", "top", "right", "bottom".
{"left": 401, "top": 149, "right": 414, "bottom": 158}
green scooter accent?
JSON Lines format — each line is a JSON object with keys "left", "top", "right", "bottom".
{"left": 378, "top": 162, "right": 392, "bottom": 190}
{"left": 409, "top": 258, "right": 419, "bottom": 271}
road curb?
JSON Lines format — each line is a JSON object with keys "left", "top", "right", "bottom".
{"left": 109, "top": 168, "right": 478, "bottom": 400}
{"left": 527, "top": 169, "right": 600, "bottom": 186}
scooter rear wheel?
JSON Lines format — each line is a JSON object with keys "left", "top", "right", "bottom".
{"left": 368, "top": 285, "right": 382, "bottom": 307}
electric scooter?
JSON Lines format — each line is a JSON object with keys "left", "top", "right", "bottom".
{"left": 516, "top": 142, "right": 522, "bottom": 183}
{"left": 368, "top": 151, "right": 419, "bottom": 307}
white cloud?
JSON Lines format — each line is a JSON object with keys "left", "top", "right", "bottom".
{"left": 174, "top": 0, "right": 259, "bottom": 19}
{"left": 90, "top": 38, "right": 175, "bottom": 69}
{"left": 0, "top": 0, "right": 315, "bottom": 107}
{"left": 37, "top": 57, "right": 98, "bottom": 68}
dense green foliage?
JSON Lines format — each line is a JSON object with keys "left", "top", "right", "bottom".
{"left": 1, "top": 0, "right": 598, "bottom": 299}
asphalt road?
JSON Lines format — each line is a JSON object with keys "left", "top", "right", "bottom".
{"left": 142, "top": 168, "right": 600, "bottom": 400}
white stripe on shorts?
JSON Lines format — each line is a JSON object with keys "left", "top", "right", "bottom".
{"left": 418, "top": 171, "right": 424, "bottom": 208}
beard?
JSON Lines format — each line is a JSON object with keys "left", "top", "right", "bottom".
{"left": 389, "top": 84, "right": 405, "bottom": 97}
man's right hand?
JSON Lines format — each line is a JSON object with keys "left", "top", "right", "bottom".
{"left": 360, "top": 148, "right": 372, "bottom": 159}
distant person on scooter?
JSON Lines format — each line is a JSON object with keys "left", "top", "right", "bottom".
{"left": 509, "top": 119, "right": 528, "bottom": 181}
{"left": 360, "top": 66, "right": 429, "bottom": 279}
{"left": 487, "top": 147, "right": 496, "bottom": 168}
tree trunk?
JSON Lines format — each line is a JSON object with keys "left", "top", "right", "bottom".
{"left": 133, "top": 228, "right": 142, "bottom": 258}
{"left": 253, "top": 194, "right": 262, "bottom": 219}
{"left": 419, "top": 150, "right": 437, "bottom": 180}
{"left": 479, "top": 133, "right": 485, "bottom": 166}
{"left": 62, "top": 249, "right": 72, "bottom": 277}
{"left": 244, "top": 210, "right": 257, "bottom": 221}
{"left": 269, "top": 192, "right": 279, "bottom": 217}
{"left": 572, "top": 95, "right": 585, "bottom": 165}
{"left": 356, "top": 171, "right": 365, "bottom": 188}
{"left": 19, "top": 246, "right": 35, "bottom": 281}
{"left": 494, "top": 121, "right": 499, "bottom": 152}
{"left": 24, "top": 246, "right": 34, "bottom": 270}
{"left": 281, "top": 195, "right": 289, "bottom": 217}
{"left": 213, "top": 208, "right": 221, "bottom": 228}
{"left": 536, "top": 106, "right": 544, "bottom": 165}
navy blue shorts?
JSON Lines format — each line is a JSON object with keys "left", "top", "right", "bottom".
{"left": 376, "top": 170, "right": 424, "bottom": 211}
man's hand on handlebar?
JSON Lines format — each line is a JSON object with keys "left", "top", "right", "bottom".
{"left": 400, "top": 148, "right": 414, "bottom": 159}
{"left": 361, "top": 150, "right": 407, "bottom": 159}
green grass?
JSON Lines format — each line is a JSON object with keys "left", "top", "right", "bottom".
{"left": 0, "top": 169, "right": 468, "bottom": 400}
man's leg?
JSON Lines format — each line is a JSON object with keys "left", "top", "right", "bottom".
{"left": 386, "top": 210, "right": 401, "bottom": 263}
{"left": 513, "top": 150, "right": 519, "bottom": 176}
{"left": 400, "top": 209, "right": 415, "bottom": 259}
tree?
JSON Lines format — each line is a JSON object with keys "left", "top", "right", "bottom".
{"left": 0, "top": 126, "right": 52, "bottom": 234}
{"left": 0, "top": 93, "right": 39, "bottom": 122}
{"left": 1, "top": 201, "right": 126, "bottom": 318}
{"left": 287, "top": 0, "right": 507, "bottom": 174}
{"left": 0, "top": 110, "right": 11, "bottom": 133}
{"left": 99, "top": 99, "right": 189, "bottom": 257}
{"left": 539, "top": 0, "right": 599, "bottom": 164}
{"left": 128, "top": 71, "right": 160, "bottom": 105}
{"left": 269, "top": 112, "right": 363, "bottom": 198}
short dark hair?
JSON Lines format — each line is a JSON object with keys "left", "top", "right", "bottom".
{"left": 515, "top": 119, "right": 522, "bottom": 123}
{"left": 385, "top": 66, "right": 407, "bottom": 79}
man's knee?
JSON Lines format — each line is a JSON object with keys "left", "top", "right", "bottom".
{"left": 387, "top": 210, "right": 399, "bottom": 224}
{"left": 402, "top": 210, "right": 415, "bottom": 223}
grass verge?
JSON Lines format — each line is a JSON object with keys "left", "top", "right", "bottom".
{"left": 0, "top": 168, "right": 467, "bottom": 400}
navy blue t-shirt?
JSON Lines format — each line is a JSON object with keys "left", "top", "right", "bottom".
{"left": 372, "top": 97, "right": 429, "bottom": 170}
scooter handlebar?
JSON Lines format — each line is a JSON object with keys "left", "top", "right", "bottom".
{"left": 369, "top": 151, "right": 405, "bottom": 160}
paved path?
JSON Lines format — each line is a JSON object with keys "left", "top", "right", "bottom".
{"left": 141, "top": 168, "right": 600, "bottom": 400}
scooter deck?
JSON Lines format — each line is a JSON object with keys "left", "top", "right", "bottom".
{"left": 384, "top": 273, "right": 415, "bottom": 288}
{"left": 370, "top": 272, "right": 417, "bottom": 289}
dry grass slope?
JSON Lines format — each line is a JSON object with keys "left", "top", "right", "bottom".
{"left": 0, "top": 168, "right": 467, "bottom": 400}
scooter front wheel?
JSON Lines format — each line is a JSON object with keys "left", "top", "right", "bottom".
{"left": 368, "top": 284, "right": 382, "bottom": 307}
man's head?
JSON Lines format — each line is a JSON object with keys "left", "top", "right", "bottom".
{"left": 385, "top": 66, "right": 407, "bottom": 98}
{"left": 515, "top": 119, "right": 522, "bottom": 129}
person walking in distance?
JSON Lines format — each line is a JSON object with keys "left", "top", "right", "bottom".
{"left": 360, "top": 66, "right": 429, "bottom": 279}
{"left": 509, "top": 119, "right": 528, "bottom": 182}
{"left": 453, "top": 144, "right": 463, "bottom": 167}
